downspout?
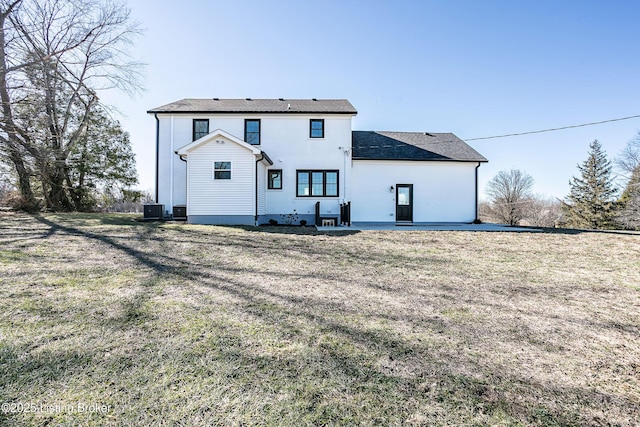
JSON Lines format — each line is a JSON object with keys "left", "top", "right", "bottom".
{"left": 474, "top": 162, "right": 481, "bottom": 223}
{"left": 175, "top": 152, "right": 187, "bottom": 218}
{"left": 255, "top": 153, "right": 264, "bottom": 226}
{"left": 154, "top": 113, "right": 159, "bottom": 203}
{"left": 170, "top": 115, "right": 174, "bottom": 214}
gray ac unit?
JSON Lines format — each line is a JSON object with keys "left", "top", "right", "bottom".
{"left": 143, "top": 204, "right": 164, "bottom": 219}
{"left": 173, "top": 205, "right": 186, "bottom": 219}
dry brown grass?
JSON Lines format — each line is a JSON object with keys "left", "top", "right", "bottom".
{"left": 0, "top": 212, "right": 638, "bottom": 426}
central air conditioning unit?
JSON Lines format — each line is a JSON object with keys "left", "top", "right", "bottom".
{"left": 143, "top": 204, "right": 164, "bottom": 219}
{"left": 173, "top": 205, "right": 186, "bottom": 219}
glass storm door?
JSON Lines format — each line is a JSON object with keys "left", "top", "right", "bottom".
{"left": 396, "top": 184, "right": 413, "bottom": 222}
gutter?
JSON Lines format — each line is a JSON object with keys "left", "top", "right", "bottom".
{"left": 255, "top": 153, "right": 264, "bottom": 226}
{"left": 174, "top": 151, "right": 187, "bottom": 162}
{"left": 154, "top": 113, "right": 159, "bottom": 203}
{"left": 260, "top": 151, "right": 274, "bottom": 166}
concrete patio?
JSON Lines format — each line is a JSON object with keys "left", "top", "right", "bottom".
{"left": 316, "top": 222, "right": 542, "bottom": 232}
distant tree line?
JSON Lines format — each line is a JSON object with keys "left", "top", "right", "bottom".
{"left": 482, "top": 136, "right": 640, "bottom": 230}
{"left": 0, "top": 0, "right": 143, "bottom": 211}
{"left": 479, "top": 169, "right": 562, "bottom": 228}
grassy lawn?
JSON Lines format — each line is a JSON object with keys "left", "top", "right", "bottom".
{"left": 0, "top": 212, "right": 639, "bottom": 426}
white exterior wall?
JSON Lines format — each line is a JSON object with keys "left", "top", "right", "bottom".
{"left": 156, "top": 115, "right": 188, "bottom": 211}
{"left": 261, "top": 115, "right": 351, "bottom": 218}
{"left": 156, "top": 117, "right": 172, "bottom": 213}
{"left": 257, "top": 162, "right": 266, "bottom": 215}
{"left": 186, "top": 135, "right": 255, "bottom": 216}
{"left": 351, "top": 160, "right": 478, "bottom": 223}
{"left": 156, "top": 113, "right": 353, "bottom": 219}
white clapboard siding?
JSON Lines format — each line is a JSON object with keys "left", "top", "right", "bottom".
{"left": 187, "top": 137, "right": 256, "bottom": 216}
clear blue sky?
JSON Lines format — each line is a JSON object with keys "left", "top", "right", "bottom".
{"left": 102, "top": 0, "right": 640, "bottom": 200}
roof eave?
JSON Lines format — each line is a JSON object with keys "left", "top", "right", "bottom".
{"left": 147, "top": 110, "right": 357, "bottom": 115}
{"left": 352, "top": 157, "right": 488, "bottom": 162}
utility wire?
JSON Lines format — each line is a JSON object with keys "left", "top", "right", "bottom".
{"left": 465, "top": 114, "right": 640, "bottom": 141}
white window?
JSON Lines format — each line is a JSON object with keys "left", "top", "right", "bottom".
{"left": 213, "top": 161, "right": 231, "bottom": 180}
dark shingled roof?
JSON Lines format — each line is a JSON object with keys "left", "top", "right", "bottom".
{"left": 148, "top": 98, "right": 357, "bottom": 114}
{"left": 352, "top": 131, "right": 487, "bottom": 162}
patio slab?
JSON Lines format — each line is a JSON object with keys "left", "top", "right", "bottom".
{"left": 316, "top": 222, "right": 541, "bottom": 232}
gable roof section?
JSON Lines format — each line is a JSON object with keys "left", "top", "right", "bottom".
{"left": 148, "top": 98, "right": 357, "bottom": 115}
{"left": 352, "top": 131, "right": 487, "bottom": 162}
{"left": 177, "top": 129, "right": 266, "bottom": 159}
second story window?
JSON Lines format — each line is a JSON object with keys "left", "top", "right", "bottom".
{"left": 310, "top": 119, "right": 324, "bottom": 138}
{"left": 193, "top": 119, "right": 209, "bottom": 141}
{"left": 245, "top": 119, "right": 261, "bottom": 145}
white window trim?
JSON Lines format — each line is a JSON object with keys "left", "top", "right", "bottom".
{"left": 213, "top": 161, "right": 232, "bottom": 181}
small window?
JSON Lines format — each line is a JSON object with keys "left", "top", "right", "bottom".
{"left": 268, "top": 170, "right": 282, "bottom": 189}
{"left": 213, "top": 161, "right": 231, "bottom": 180}
{"left": 310, "top": 119, "right": 324, "bottom": 138}
{"left": 193, "top": 119, "right": 209, "bottom": 141}
{"left": 296, "top": 170, "right": 339, "bottom": 197}
{"left": 245, "top": 119, "right": 261, "bottom": 145}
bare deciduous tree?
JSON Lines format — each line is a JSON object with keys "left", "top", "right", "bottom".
{"left": 616, "top": 133, "right": 640, "bottom": 177}
{"left": 0, "top": 0, "right": 142, "bottom": 210}
{"left": 484, "top": 169, "right": 534, "bottom": 226}
{"left": 616, "top": 134, "right": 640, "bottom": 229}
{"left": 522, "top": 196, "right": 562, "bottom": 227}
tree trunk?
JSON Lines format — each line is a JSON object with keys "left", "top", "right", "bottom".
{"left": 1, "top": 4, "right": 38, "bottom": 210}
{"left": 45, "top": 158, "right": 73, "bottom": 211}
{"left": 6, "top": 141, "right": 38, "bottom": 210}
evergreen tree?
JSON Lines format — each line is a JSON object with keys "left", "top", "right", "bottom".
{"left": 562, "top": 140, "right": 618, "bottom": 229}
{"left": 66, "top": 107, "right": 138, "bottom": 210}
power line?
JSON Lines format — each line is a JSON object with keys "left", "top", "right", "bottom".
{"left": 465, "top": 114, "right": 640, "bottom": 141}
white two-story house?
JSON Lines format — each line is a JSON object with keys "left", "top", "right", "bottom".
{"left": 147, "top": 98, "right": 487, "bottom": 225}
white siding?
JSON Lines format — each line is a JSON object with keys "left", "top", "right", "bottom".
{"left": 351, "top": 160, "right": 478, "bottom": 223}
{"left": 257, "top": 162, "right": 266, "bottom": 215}
{"left": 187, "top": 136, "right": 256, "bottom": 216}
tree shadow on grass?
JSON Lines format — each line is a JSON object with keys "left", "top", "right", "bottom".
{"left": 527, "top": 226, "right": 640, "bottom": 236}
{"left": 43, "top": 212, "right": 145, "bottom": 227}
{"left": 17, "top": 213, "right": 640, "bottom": 425}
{"left": 240, "top": 224, "right": 361, "bottom": 237}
